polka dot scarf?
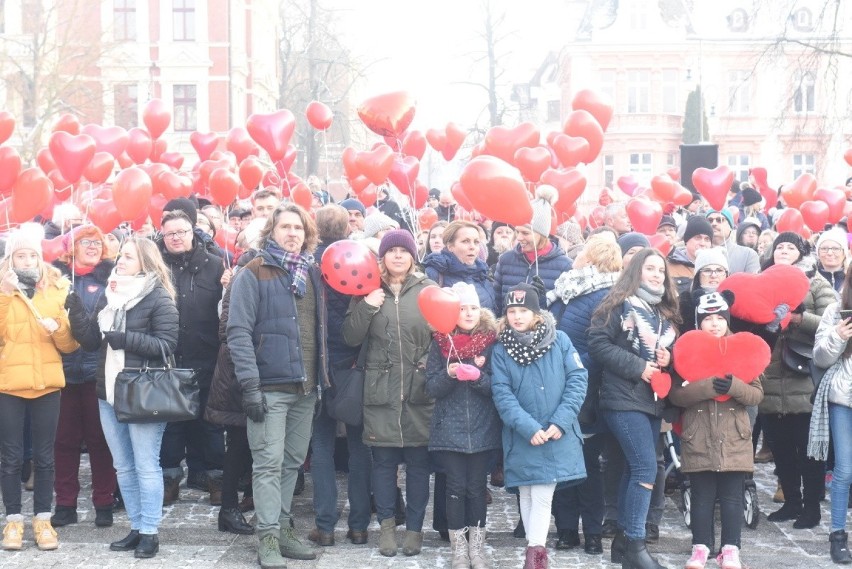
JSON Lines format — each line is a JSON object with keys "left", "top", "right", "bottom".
{"left": 498, "top": 314, "right": 556, "bottom": 366}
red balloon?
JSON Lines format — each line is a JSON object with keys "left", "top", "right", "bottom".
{"left": 388, "top": 156, "right": 420, "bottom": 197}
{"left": 50, "top": 113, "right": 78, "bottom": 136}
{"left": 213, "top": 224, "right": 237, "bottom": 252}
{"left": 87, "top": 198, "right": 121, "bottom": 233}
{"left": 692, "top": 166, "right": 734, "bottom": 211}
{"left": 36, "top": 148, "right": 57, "bottom": 174}
{"left": 341, "top": 146, "right": 359, "bottom": 180}
{"left": 348, "top": 174, "right": 370, "bottom": 194}
{"left": 11, "top": 169, "right": 52, "bottom": 223}
{"left": 306, "top": 101, "right": 333, "bottom": 130}
{"left": 225, "top": 126, "right": 260, "bottom": 163}
{"left": 484, "top": 122, "right": 540, "bottom": 164}
{"left": 667, "top": 167, "right": 681, "bottom": 181}
{"left": 672, "top": 184, "right": 694, "bottom": 207}
{"left": 126, "top": 128, "right": 153, "bottom": 164}
{"left": 650, "top": 371, "right": 671, "bottom": 399}
{"left": 425, "top": 128, "right": 446, "bottom": 152}
{"left": 142, "top": 99, "right": 171, "bottom": 139}
{"left": 158, "top": 151, "right": 184, "bottom": 170}
{"left": 648, "top": 233, "right": 673, "bottom": 256}
{"left": 571, "top": 89, "right": 614, "bottom": 132}
{"left": 357, "top": 91, "right": 416, "bottom": 138}
{"left": 356, "top": 144, "right": 395, "bottom": 186}
{"left": 0, "top": 111, "right": 14, "bottom": 145}
{"left": 41, "top": 235, "right": 65, "bottom": 263}
{"left": 417, "top": 285, "right": 461, "bottom": 334}
{"left": 781, "top": 173, "right": 817, "bottom": 210}
{"left": 451, "top": 182, "right": 474, "bottom": 212}
{"left": 48, "top": 131, "right": 95, "bottom": 184}
{"left": 147, "top": 193, "right": 168, "bottom": 228}
{"left": 246, "top": 109, "right": 296, "bottom": 161}
{"left": 800, "top": 200, "right": 830, "bottom": 231}
{"left": 291, "top": 182, "right": 312, "bottom": 210}
{"left": 0, "top": 147, "right": 22, "bottom": 194}
{"left": 541, "top": 168, "right": 587, "bottom": 216}
{"left": 81, "top": 124, "right": 128, "bottom": 158}
{"left": 562, "top": 110, "right": 604, "bottom": 163}
{"left": 845, "top": 148, "right": 852, "bottom": 167}
{"left": 113, "top": 167, "right": 153, "bottom": 220}
{"left": 514, "top": 146, "right": 551, "bottom": 183}
{"left": 239, "top": 157, "right": 264, "bottom": 192}
{"left": 588, "top": 205, "right": 606, "bottom": 229}
{"left": 442, "top": 123, "right": 467, "bottom": 161}
{"left": 459, "top": 156, "right": 532, "bottom": 226}
{"left": 412, "top": 181, "right": 429, "bottom": 209}
{"left": 814, "top": 187, "right": 846, "bottom": 224}
{"left": 402, "top": 130, "right": 427, "bottom": 160}
{"left": 276, "top": 145, "right": 298, "bottom": 174}
{"left": 190, "top": 131, "right": 220, "bottom": 161}
{"left": 650, "top": 175, "right": 677, "bottom": 203}
{"left": 47, "top": 169, "right": 72, "bottom": 201}
{"left": 153, "top": 170, "right": 192, "bottom": 200}
{"left": 617, "top": 175, "right": 639, "bottom": 197}
{"left": 418, "top": 208, "right": 438, "bottom": 230}
{"left": 357, "top": 184, "right": 378, "bottom": 208}
{"left": 209, "top": 168, "right": 240, "bottom": 207}
{"left": 550, "top": 134, "right": 590, "bottom": 168}
{"left": 775, "top": 208, "right": 805, "bottom": 235}
{"left": 149, "top": 138, "right": 167, "bottom": 162}
{"left": 83, "top": 152, "right": 115, "bottom": 185}
{"left": 320, "top": 240, "right": 381, "bottom": 295}
{"left": 625, "top": 198, "right": 663, "bottom": 235}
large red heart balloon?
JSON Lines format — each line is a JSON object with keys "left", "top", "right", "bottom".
{"left": 692, "top": 166, "right": 734, "bottom": 210}
{"left": 0, "top": 147, "right": 22, "bottom": 194}
{"left": 617, "top": 175, "right": 639, "bottom": 197}
{"left": 320, "top": 240, "right": 381, "bottom": 296}
{"left": 571, "top": 89, "right": 614, "bottom": 132}
{"left": 357, "top": 91, "right": 416, "bottom": 138}
{"left": 142, "top": 99, "right": 171, "bottom": 139}
{"left": 246, "top": 109, "right": 296, "bottom": 161}
{"left": 425, "top": 128, "right": 446, "bottom": 152}
{"left": 113, "top": 167, "right": 152, "bottom": 220}
{"left": 781, "top": 173, "right": 817, "bottom": 209}
{"left": 442, "top": 123, "right": 467, "bottom": 161}
{"left": 355, "top": 144, "right": 395, "bottom": 185}
{"left": 209, "top": 167, "right": 240, "bottom": 207}
{"left": 225, "top": 126, "right": 260, "bottom": 163}
{"left": 625, "top": 197, "right": 663, "bottom": 235}
{"left": 49, "top": 132, "right": 96, "bottom": 184}
{"left": 550, "top": 134, "right": 590, "bottom": 168}
{"left": 514, "top": 146, "right": 551, "bottom": 183}
{"left": 718, "top": 264, "right": 809, "bottom": 327}
{"left": 11, "top": 168, "right": 52, "bottom": 223}
{"left": 305, "top": 101, "right": 333, "bottom": 131}
{"left": 814, "top": 187, "right": 846, "bottom": 224}
{"left": 401, "top": 130, "right": 427, "bottom": 160}
{"left": 650, "top": 175, "right": 677, "bottom": 203}
{"left": 775, "top": 207, "right": 805, "bottom": 235}
{"left": 459, "top": 156, "right": 533, "bottom": 226}
{"left": 417, "top": 285, "right": 461, "bottom": 334}
{"left": 562, "top": 110, "right": 603, "bottom": 163}
{"left": 541, "top": 168, "right": 587, "bottom": 216}
{"left": 126, "top": 128, "right": 153, "bottom": 164}
{"left": 238, "top": 157, "right": 264, "bottom": 192}
{"left": 81, "top": 124, "right": 128, "bottom": 158}
{"left": 484, "top": 122, "right": 540, "bottom": 164}
{"left": 190, "top": 131, "right": 220, "bottom": 161}
{"left": 83, "top": 152, "right": 115, "bottom": 185}
{"left": 388, "top": 155, "right": 420, "bottom": 196}
{"left": 800, "top": 200, "right": 830, "bottom": 231}
{"left": 152, "top": 170, "right": 192, "bottom": 200}
{"left": 0, "top": 111, "right": 15, "bottom": 144}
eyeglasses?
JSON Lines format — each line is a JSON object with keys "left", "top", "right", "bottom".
{"left": 706, "top": 216, "right": 725, "bottom": 224}
{"left": 79, "top": 239, "right": 102, "bottom": 248}
{"left": 820, "top": 246, "right": 844, "bottom": 254}
{"left": 164, "top": 229, "right": 192, "bottom": 240}
{"left": 700, "top": 267, "right": 727, "bottom": 276}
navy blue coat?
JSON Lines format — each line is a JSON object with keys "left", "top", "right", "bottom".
{"left": 491, "top": 330, "right": 588, "bottom": 488}
{"left": 316, "top": 241, "right": 359, "bottom": 369}
{"left": 423, "top": 249, "right": 496, "bottom": 312}
{"left": 425, "top": 341, "right": 502, "bottom": 454}
{"left": 493, "top": 243, "right": 572, "bottom": 314}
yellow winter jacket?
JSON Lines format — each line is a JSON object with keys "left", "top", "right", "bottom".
{"left": 0, "top": 279, "right": 78, "bottom": 398}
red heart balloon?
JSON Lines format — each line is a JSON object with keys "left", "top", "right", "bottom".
{"left": 814, "top": 187, "right": 847, "bottom": 224}
{"left": 11, "top": 168, "right": 52, "bottom": 223}
{"left": 215, "top": 224, "right": 239, "bottom": 252}
{"left": 775, "top": 208, "right": 805, "bottom": 235}
{"left": 844, "top": 148, "right": 852, "bottom": 167}
{"left": 388, "top": 156, "right": 420, "bottom": 197}
{"left": 142, "top": 99, "right": 171, "bottom": 139}
{"left": 41, "top": 235, "right": 65, "bottom": 263}
{"left": 562, "top": 110, "right": 603, "bottom": 164}
{"left": 246, "top": 109, "right": 296, "bottom": 161}
{"left": 147, "top": 193, "right": 169, "bottom": 228}
{"left": 290, "top": 182, "right": 312, "bottom": 210}
{"left": 459, "top": 156, "right": 533, "bottom": 226}
{"left": 617, "top": 175, "right": 639, "bottom": 197}
{"left": 225, "top": 126, "right": 260, "bottom": 163}
{"left": 417, "top": 285, "right": 461, "bottom": 334}
{"left": 442, "top": 122, "right": 467, "bottom": 161}
{"left": 198, "top": 159, "right": 232, "bottom": 189}
{"left": 541, "top": 168, "right": 587, "bottom": 216}
{"left": 189, "top": 131, "right": 220, "bottom": 161}
{"left": 149, "top": 138, "right": 168, "bottom": 163}
{"left": 484, "top": 122, "right": 540, "bottom": 164}
{"left": 87, "top": 198, "right": 122, "bottom": 233}
{"left": 208, "top": 168, "right": 240, "bottom": 207}
{"left": 571, "top": 89, "right": 613, "bottom": 132}
{"left": 401, "top": 130, "right": 427, "bottom": 160}
{"left": 514, "top": 147, "right": 551, "bottom": 183}
{"left": 238, "top": 157, "right": 264, "bottom": 192}
{"left": 320, "top": 240, "right": 381, "bottom": 295}
{"left": 625, "top": 198, "right": 663, "bottom": 235}
{"left": 152, "top": 170, "right": 192, "bottom": 200}
{"left": 0, "top": 147, "right": 22, "bottom": 194}
{"left": 418, "top": 208, "right": 438, "bottom": 230}
{"left": 718, "top": 264, "right": 810, "bottom": 327}
{"left": 648, "top": 233, "right": 673, "bottom": 256}
{"left": 650, "top": 175, "right": 677, "bottom": 203}
{"left": 357, "top": 91, "right": 416, "bottom": 138}
{"left": 451, "top": 182, "right": 474, "bottom": 212}
{"left": 692, "top": 166, "right": 734, "bottom": 210}
{"left": 348, "top": 174, "right": 371, "bottom": 194}
{"left": 126, "top": 128, "right": 152, "bottom": 164}
{"left": 158, "top": 151, "right": 184, "bottom": 170}
{"left": 425, "top": 128, "right": 446, "bottom": 152}
{"left": 36, "top": 148, "right": 57, "bottom": 175}
{"left": 0, "top": 111, "right": 15, "bottom": 144}
{"left": 550, "top": 134, "right": 590, "bottom": 168}
{"left": 667, "top": 167, "right": 681, "bottom": 181}
{"left": 305, "top": 100, "right": 333, "bottom": 131}
{"left": 650, "top": 371, "right": 671, "bottom": 399}
{"left": 51, "top": 113, "right": 80, "bottom": 136}
{"left": 276, "top": 145, "right": 298, "bottom": 174}
{"left": 49, "top": 132, "right": 96, "bottom": 184}
{"left": 83, "top": 152, "right": 115, "bottom": 185}
{"left": 355, "top": 144, "right": 395, "bottom": 186}
{"left": 672, "top": 184, "right": 694, "bottom": 207}
{"left": 781, "top": 173, "right": 817, "bottom": 209}
{"left": 81, "top": 124, "right": 128, "bottom": 158}
{"left": 113, "top": 167, "right": 153, "bottom": 220}
{"left": 800, "top": 200, "right": 830, "bottom": 231}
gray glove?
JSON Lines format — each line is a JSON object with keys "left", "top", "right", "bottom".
{"left": 241, "top": 378, "right": 267, "bottom": 423}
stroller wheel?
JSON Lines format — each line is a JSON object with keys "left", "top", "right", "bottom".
{"left": 744, "top": 479, "right": 760, "bottom": 529}
{"left": 680, "top": 484, "right": 692, "bottom": 529}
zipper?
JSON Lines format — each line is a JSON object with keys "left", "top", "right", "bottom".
{"left": 394, "top": 291, "right": 404, "bottom": 446}
{"left": 466, "top": 383, "right": 472, "bottom": 451}
{"left": 291, "top": 269, "right": 307, "bottom": 395}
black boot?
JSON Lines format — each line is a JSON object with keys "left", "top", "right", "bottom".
{"left": 830, "top": 530, "right": 852, "bottom": 564}
{"left": 218, "top": 507, "right": 255, "bottom": 535}
{"left": 555, "top": 528, "right": 580, "bottom": 549}
{"left": 95, "top": 507, "right": 113, "bottom": 528}
{"left": 623, "top": 537, "right": 666, "bottom": 569}
{"left": 50, "top": 506, "right": 78, "bottom": 527}
{"left": 110, "top": 530, "right": 140, "bottom": 551}
{"left": 584, "top": 534, "right": 603, "bottom": 555}
{"left": 793, "top": 504, "right": 821, "bottom": 529}
{"left": 134, "top": 533, "right": 159, "bottom": 559}
{"left": 767, "top": 501, "right": 803, "bottom": 522}
{"left": 611, "top": 529, "right": 626, "bottom": 563}
{"left": 513, "top": 493, "right": 526, "bottom": 538}
{"left": 293, "top": 469, "right": 305, "bottom": 496}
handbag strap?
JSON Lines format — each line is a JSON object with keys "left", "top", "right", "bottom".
{"left": 139, "top": 339, "right": 175, "bottom": 370}
{"left": 354, "top": 337, "right": 369, "bottom": 370}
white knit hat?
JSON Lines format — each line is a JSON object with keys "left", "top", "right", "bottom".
{"left": 362, "top": 211, "right": 399, "bottom": 239}
{"left": 817, "top": 228, "right": 848, "bottom": 253}
{"left": 528, "top": 185, "right": 558, "bottom": 238}
{"left": 693, "top": 247, "right": 729, "bottom": 274}
{"left": 448, "top": 281, "right": 480, "bottom": 307}
{"left": 4, "top": 223, "right": 44, "bottom": 259}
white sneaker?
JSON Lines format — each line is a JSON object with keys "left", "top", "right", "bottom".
{"left": 716, "top": 544, "right": 742, "bottom": 569}
{"left": 685, "top": 543, "right": 710, "bottom": 569}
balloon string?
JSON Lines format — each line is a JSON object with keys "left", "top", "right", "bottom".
{"left": 445, "top": 334, "right": 459, "bottom": 376}
{"left": 322, "top": 129, "right": 330, "bottom": 188}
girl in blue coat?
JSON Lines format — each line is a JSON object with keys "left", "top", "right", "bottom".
{"left": 491, "top": 283, "right": 588, "bottom": 569}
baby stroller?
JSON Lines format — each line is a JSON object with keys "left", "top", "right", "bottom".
{"left": 664, "top": 431, "right": 760, "bottom": 530}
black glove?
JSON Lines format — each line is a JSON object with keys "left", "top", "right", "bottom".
{"left": 241, "top": 378, "right": 267, "bottom": 423}
{"left": 65, "top": 291, "right": 86, "bottom": 323}
{"left": 103, "top": 331, "right": 126, "bottom": 350}
{"left": 713, "top": 375, "right": 733, "bottom": 395}
{"left": 531, "top": 275, "right": 546, "bottom": 298}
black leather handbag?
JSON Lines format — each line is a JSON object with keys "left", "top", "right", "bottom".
{"left": 325, "top": 341, "right": 368, "bottom": 427}
{"left": 113, "top": 341, "right": 200, "bottom": 424}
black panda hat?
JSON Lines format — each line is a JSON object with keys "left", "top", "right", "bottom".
{"left": 693, "top": 289, "right": 735, "bottom": 329}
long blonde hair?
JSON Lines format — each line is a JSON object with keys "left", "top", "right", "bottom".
{"left": 0, "top": 254, "right": 67, "bottom": 293}
{"left": 122, "top": 238, "right": 177, "bottom": 300}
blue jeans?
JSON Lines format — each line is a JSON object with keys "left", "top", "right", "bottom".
{"left": 603, "top": 410, "right": 661, "bottom": 540}
{"left": 371, "top": 446, "right": 430, "bottom": 532}
{"left": 98, "top": 400, "right": 166, "bottom": 534}
{"left": 310, "top": 401, "right": 372, "bottom": 532}
{"left": 830, "top": 404, "right": 852, "bottom": 531}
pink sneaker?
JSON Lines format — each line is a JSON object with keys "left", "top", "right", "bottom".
{"left": 717, "top": 545, "right": 742, "bottom": 569}
{"left": 685, "top": 544, "right": 710, "bottom": 569}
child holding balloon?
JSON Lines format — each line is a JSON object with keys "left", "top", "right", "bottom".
{"left": 669, "top": 290, "right": 764, "bottom": 569}
{"left": 425, "top": 282, "right": 500, "bottom": 569}
{"left": 490, "top": 283, "right": 588, "bottom": 569}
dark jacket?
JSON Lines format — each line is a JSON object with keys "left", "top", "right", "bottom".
{"left": 315, "top": 241, "right": 358, "bottom": 369}
{"left": 158, "top": 239, "right": 224, "bottom": 386}
{"left": 55, "top": 259, "right": 113, "bottom": 384}
{"left": 667, "top": 247, "right": 696, "bottom": 296}
{"left": 423, "top": 249, "right": 496, "bottom": 312}
{"left": 818, "top": 263, "right": 845, "bottom": 293}
{"left": 226, "top": 249, "right": 330, "bottom": 391}
{"left": 74, "top": 284, "right": 180, "bottom": 401}
{"left": 493, "top": 243, "right": 572, "bottom": 314}
{"left": 377, "top": 195, "right": 412, "bottom": 234}
{"left": 342, "top": 273, "right": 435, "bottom": 447}
{"left": 204, "top": 282, "right": 244, "bottom": 427}
{"left": 425, "top": 341, "right": 501, "bottom": 454}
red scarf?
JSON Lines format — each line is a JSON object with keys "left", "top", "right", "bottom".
{"left": 523, "top": 240, "right": 553, "bottom": 263}
{"left": 434, "top": 330, "right": 497, "bottom": 361}
{"left": 72, "top": 261, "right": 96, "bottom": 276}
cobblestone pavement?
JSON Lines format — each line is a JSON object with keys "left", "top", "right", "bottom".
{"left": 0, "top": 455, "right": 838, "bottom": 568}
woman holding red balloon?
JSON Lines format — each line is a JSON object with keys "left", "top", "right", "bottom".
{"left": 342, "top": 229, "right": 436, "bottom": 559}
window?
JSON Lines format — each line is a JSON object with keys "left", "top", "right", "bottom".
{"left": 546, "top": 100, "right": 560, "bottom": 123}
{"left": 728, "top": 8, "right": 748, "bottom": 32}
{"left": 626, "top": 70, "right": 650, "bottom": 113}
{"left": 21, "top": 0, "right": 42, "bottom": 34}
{"left": 727, "top": 154, "right": 750, "bottom": 182}
{"left": 603, "top": 154, "right": 615, "bottom": 188}
{"left": 794, "top": 72, "right": 815, "bottom": 113}
{"left": 173, "top": 85, "right": 197, "bottom": 131}
{"left": 629, "top": 152, "right": 652, "bottom": 184}
{"left": 667, "top": 152, "right": 676, "bottom": 169}
{"left": 793, "top": 8, "right": 813, "bottom": 31}
{"left": 629, "top": 2, "right": 648, "bottom": 30}
{"left": 114, "top": 84, "right": 138, "bottom": 129}
{"left": 792, "top": 154, "right": 815, "bottom": 179}
{"left": 662, "top": 69, "right": 678, "bottom": 114}
{"left": 173, "top": 0, "right": 195, "bottom": 41}
{"left": 114, "top": 0, "right": 136, "bottom": 41}
{"left": 599, "top": 69, "right": 616, "bottom": 110}
{"left": 727, "top": 70, "right": 750, "bottom": 114}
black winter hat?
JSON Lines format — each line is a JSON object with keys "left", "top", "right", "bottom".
{"left": 505, "top": 283, "right": 540, "bottom": 315}
{"left": 682, "top": 216, "right": 714, "bottom": 244}
{"left": 741, "top": 187, "right": 763, "bottom": 207}
{"left": 163, "top": 198, "right": 198, "bottom": 226}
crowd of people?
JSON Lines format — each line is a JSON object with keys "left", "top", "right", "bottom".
{"left": 0, "top": 174, "right": 851, "bottom": 569}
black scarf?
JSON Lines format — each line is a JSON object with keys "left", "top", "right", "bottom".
{"left": 13, "top": 268, "right": 39, "bottom": 299}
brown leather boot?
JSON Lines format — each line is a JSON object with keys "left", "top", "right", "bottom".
{"left": 207, "top": 472, "right": 223, "bottom": 506}
{"left": 163, "top": 476, "right": 181, "bottom": 506}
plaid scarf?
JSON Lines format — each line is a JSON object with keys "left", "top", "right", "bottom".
{"left": 434, "top": 330, "right": 497, "bottom": 361}
{"left": 808, "top": 361, "right": 841, "bottom": 461}
{"left": 265, "top": 240, "right": 313, "bottom": 298}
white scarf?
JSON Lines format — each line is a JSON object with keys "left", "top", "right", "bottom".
{"left": 97, "top": 272, "right": 155, "bottom": 405}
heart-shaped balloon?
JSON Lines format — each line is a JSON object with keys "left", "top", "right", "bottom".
{"left": 152, "top": 170, "right": 192, "bottom": 200}
{"left": 402, "top": 130, "right": 427, "bottom": 160}
{"left": 550, "top": 134, "right": 590, "bottom": 168}
{"left": 483, "top": 122, "right": 541, "bottom": 164}
{"left": 41, "top": 235, "right": 65, "bottom": 263}
{"left": 85, "top": 198, "right": 121, "bottom": 233}
{"left": 650, "top": 371, "right": 671, "bottom": 399}
{"left": 276, "top": 145, "right": 298, "bottom": 174}
{"left": 348, "top": 174, "right": 371, "bottom": 194}
{"left": 442, "top": 123, "right": 467, "bottom": 161}
{"left": 81, "top": 124, "right": 128, "bottom": 158}
{"left": 125, "top": 128, "right": 153, "bottom": 164}
{"left": 142, "top": 99, "right": 171, "bottom": 139}
{"left": 246, "top": 109, "right": 296, "bottom": 161}
{"left": 11, "top": 168, "right": 52, "bottom": 223}
{"left": 800, "top": 200, "right": 830, "bottom": 231}
{"left": 571, "top": 89, "right": 613, "bottom": 132}
{"left": 625, "top": 198, "right": 663, "bottom": 235}
{"left": 320, "top": 239, "right": 381, "bottom": 296}
{"left": 0, "top": 111, "right": 15, "bottom": 145}
{"left": 775, "top": 208, "right": 805, "bottom": 235}
{"left": 83, "top": 152, "right": 115, "bottom": 185}
{"left": 356, "top": 144, "right": 395, "bottom": 186}
{"left": 455, "top": 363, "right": 481, "bottom": 381}
{"left": 209, "top": 167, "right": 240, "bottom": 206}
{"left": 113, "top": 167, "right": 152, "bottom": 220}
{"left": 692, "top": 166, "right": 734, "bottom": 210}
{"left": 225, "top": 126, "right": 260, "bottom": 163}
{"left": 357, "top": 183, "right": 378, "bottom": 208}
{"left": 51, "top": 113, "right": 80, "bottom": 135}
{"left": 617, "top": 175, "right": 639, "bottom": 197}
{"left": 0, "top": 147, "right": 22, "bottom": 194}
{"left": 49, "top": 132, "right": 96, "bottom": 184}
{"left": 541, "top": 168, "right": 587, "bottom": 216}
{"left": 671, "top": 184, "right": 694, "bottom": 207}
{"left": 388, "top": 156, "right": 420, "bottom": 196}
{"left": 305, "top": 101, "right": 333, "bottom": 131}
{"left": 562, "top": 110, "right": 603, "bottom": 163}
{"left": 459, "top": 156, "right": 533, "bottom": 227}
{"left": 451, "top": 182, "right": 474, "bottom": 212}
{"left": 814, "top": 187, "right": 847, "bottom": 224}
{"left": 198, "top": 158, "right": 233, "bottom": 189}
{"left": 357, "top": 91, "right": 416, "bottom": 138}
{"left": 718, "top": 264, "right": 810, "bottom": 327}
{"left": 418, "top": 207, "right": 438, "bottom": 230}
{"left": 667, "top": 167, "right": 681, "bottom": 181}
{"left": 648, "top": 233, "right": 673, "bottom": 256}
{"left": 36, "top": 148, "right": 57, "bottom": 175}
{"left": 650, "top": 175, "right": 677, "bottom": 203}
{"left": 190, "top": 131, "right": 220, "bottom": 161}
{"left": 238, "top": 157, "right": 264, "bottom": 192}
{"left": 158, "top": 151, "right": 184, "bottom": 170}
{"left": 291, "top": 182, "right": 313, "bottom": 210}
{"left": 781, "top": 173, "right": 817, "bottom": 209}
{"left": 341, "top": 146, "right": 359, "bottom": 180}
{"left": 425, "top": 128, "right": 446, "bottom": 152}
{"left": 514, "top": 146, "right": 551, "bottom": 183}
{"left": 417, "top": 285, "right": 461, "bottom": 334}
{"left": 844, "top": 148, "right": 852, "bottom": 167}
